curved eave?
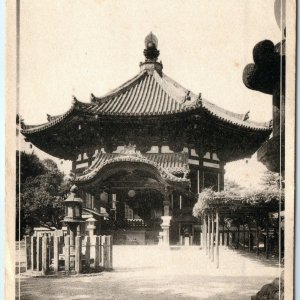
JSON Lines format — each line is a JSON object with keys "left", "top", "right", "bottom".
{"left": 74, "top": 155, "right": 190, "bottom": 185}
{"left": 21, "top": 100, "right": 271, "bottom": 137}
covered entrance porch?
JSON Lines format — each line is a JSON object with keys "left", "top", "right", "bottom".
{"left": 74, "top": 151, "right": 196, "bottom": 246}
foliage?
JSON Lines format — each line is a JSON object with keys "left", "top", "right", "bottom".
{"left": 193, "top": 170, "right": 284, "bottom": 228}
{"left": 16, "top": 151, "right": 71, "bottom": 239}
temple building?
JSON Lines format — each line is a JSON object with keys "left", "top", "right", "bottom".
{"left": 21, "top": 33, "right": 271, "bottom": 245}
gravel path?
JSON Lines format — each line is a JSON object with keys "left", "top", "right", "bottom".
{"left": 16, "top": 246, "right": 282, "bottom": 299}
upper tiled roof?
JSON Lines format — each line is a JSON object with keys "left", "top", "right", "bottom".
{"left": 22, "top": 68, "right": 270, "bottom": 134}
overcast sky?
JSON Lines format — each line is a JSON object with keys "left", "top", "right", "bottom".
{"left": 19, "top": 0, "right": 282, "bottom": 187}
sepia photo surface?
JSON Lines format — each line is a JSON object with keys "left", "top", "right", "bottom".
{"left": 7, "top": 0, "right": 296, "bottom": 299}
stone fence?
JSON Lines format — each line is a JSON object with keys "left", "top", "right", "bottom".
{"left": 24, "top": 234, "right": 113, "bottom": 276}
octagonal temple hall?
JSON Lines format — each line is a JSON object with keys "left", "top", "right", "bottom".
{"left": 21, "top": 33, "right": 271, "bottom": 246}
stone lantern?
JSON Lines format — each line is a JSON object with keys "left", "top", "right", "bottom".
{"left": 86, "top": 217, "right": 96, "bottom": 237}
{"left": 62, "top": 185, "right": 85, "bottom": 246}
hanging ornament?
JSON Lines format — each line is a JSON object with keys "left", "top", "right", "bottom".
{"left": 128, "top": 190, "right": 136, "bottom": 198}
{"left": 100, "top": 191, "right": 108, "bottom": 202}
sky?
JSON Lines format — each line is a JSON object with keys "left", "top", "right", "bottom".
{"left": 18, "top": 0, "right": 282, "bottom": 188}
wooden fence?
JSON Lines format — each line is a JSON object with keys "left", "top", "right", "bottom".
{"left": 24, "top": 234, "right": 113, "bottom": 275}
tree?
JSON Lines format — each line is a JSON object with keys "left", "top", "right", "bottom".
{"left": 16, "top": 151, "right": 70, "bottom": 239}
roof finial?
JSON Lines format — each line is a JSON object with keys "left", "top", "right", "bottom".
{"left": 143, "top": 32, "right": 160, "bottom": 62}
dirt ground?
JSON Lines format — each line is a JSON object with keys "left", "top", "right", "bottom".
{"left": 16, "top": 245, "right": 282, "bottom": 300}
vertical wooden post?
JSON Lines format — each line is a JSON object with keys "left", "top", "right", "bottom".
{"left": 256, "top": 222, "right": 260, "bottom": 256}
{"left": 248, "top": 226, "right": 251, "bottom": 252}
{"left": 243, "top": 225, "right": 246, "bottom": 251}
{"left": 94, "top": 236, "right": 100, "bottom": 269}
{"left": 53, "top": 236, "right": 59, "bottom": 273}
{"left": 222, "top": 224, "right": 225, "bottom": 246}
{"left": 42, "top": 236, "right": 48, "bottom": 275}
{"left": 211, "top": 213, "right": 214, "bottom": 262}
{"left": 85, "top": 236, "right": 90, "bottom": 269}
{"left": 203, "top": 215, "right": 207, "bottom": 252}
{"left": 31, "top": 236, "right": 37, "bottom": 271}
{"left": 75, "top": 236, "right": 82, "bottom": 273}
{"left": 227, "top": 230, "right": 230, "bottom": 246}
{"left": 65, "top": 235, "right": 70, "bottom": 272}
{"left": 220, "top": 224, "right": 223, "bottom": 246}
{"left": 216, "top": 210, "right": 219, "bottom": 268}
{"left": 266, "top": 222, "right": 269, "bottom": 259}
{"left": 202, "top": 215, "right": 205, "bottom": 252}
{"left": 37, "top": 236, "right": 42, "bottom": 271}
{"left": 208, "top": 215, "right": 211, "bottom": 259}
{"left": 236, "top": 225, "right": 240, "bottom": 249}
{"left": 25, "top": 236, "right": 31, "bottom": 271}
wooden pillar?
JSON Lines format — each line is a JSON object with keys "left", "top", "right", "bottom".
{"left": 227, "top": 230, "right": 230, "bottom": 246}
{"left": 75, "top": 236, "right": 82, "bottom": 273}
{"left": 236, "top": 225, "right": 240, "bottom": 249}
{"left": 243, "top": 225, "right": 246, "bottom": 251}
{"left": 94, "top": 236, "right": 100, "bottom": 269}
{"left": 64, "top": 235, "right": 70, "bottom": 272}
{"left": 256, "top": 223, "right": 260, "bottom": 256}
{"left": 208, "top": 215, "right": 211, "bottom": 259}
{"left": 25, "top": 236, "right": 31, "bottom": 271}
{"left": 42, "top": 236, "right": 48, "bottom": 275}
{"left": 221, "top": 224, "right": 224, "bottom": 246}
{"left": 216, "top": 211, "right": 220, "bottom": 268}
{"left": 203, "top": 215, "right": 207, "bottom": 252}
{"left": 53, "top": 236, "right": 59, "bottom": 273}
{"left": 101, "top": 235, "right": 106, "bottom": 267}
{"left": 211, "top": 213, "right": 214, "bottom": 262}
{"left": 85, "top": 236, "right": 90, "bottom": 269}
{"left": 266, "top": 222, "right": 269, "bottom": 259}
{"left": 248, "top": 226, "right": 251, "bottom": 252}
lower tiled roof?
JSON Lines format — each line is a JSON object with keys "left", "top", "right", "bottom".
{"left": 76, "top": 152, "right": 189, "bottom": 184}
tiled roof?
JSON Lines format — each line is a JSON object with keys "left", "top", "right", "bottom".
{"left": 76, "top": 152, "right": 189, "bottom": 184}
{"left": 22, "top": 68, "right": 270, "bottom": 134}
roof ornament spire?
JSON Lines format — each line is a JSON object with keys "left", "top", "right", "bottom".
{"left": 143, "top": 32, "right": 160, "bottom": 62}
{"left": 140, "top": 32, "right": 163, "bottom": 75}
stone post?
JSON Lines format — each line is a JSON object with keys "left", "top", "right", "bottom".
{"left": 75, "top": 236, "right": 82, "bottom": 273}
{"left": 94, "top": 236, "right": 100, "bottom": 269}
{"left": 208, "top": 215, "right": 211, "bottom": 259}
{"left": 216, "top": 211, "right": 219, "bottom": 268}
{"left": 211, "top": 213, "right": 214, "bottom": 262}
{"left": 64, "top": 235, "right": 70, "bottom": 272}
{"left": 37, "top": 236, "right": 42, "bottom": 271}
{"left": 53, "top": 236, "right": 59, "bottom": 273}
{"left": 42, "top": 236, "right": 48, "bottom": 275}
{"left": 161, "top": 199, "right": 171, "bottom": 247}
{"left": 85, "top": 236, "right": 90, "bottom": 269}
{"left": 25, "top": 236, "right": 31, "bottom": 271}
{"left": 31, "top": 236, "right": 37, "bottom": 271}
